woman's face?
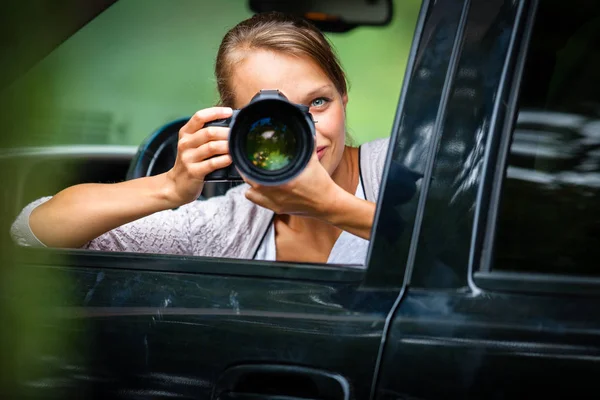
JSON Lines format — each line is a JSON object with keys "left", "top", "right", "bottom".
{"left": 230, "top": 49, "right": 348, "bottom": 176}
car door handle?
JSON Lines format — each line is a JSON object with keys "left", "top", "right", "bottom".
{"left": 213, "top": 364, "right": 350, "bottom": 400}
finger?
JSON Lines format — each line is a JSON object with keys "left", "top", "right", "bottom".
{"left": 235, "top": 169, "right": 259, "bottom": 187}
{"left": 181, "top": 140, "right": 229, "bottom": 164}
{"left": 187, "top": 154, "right": 233, "bottom": 178}
{"left": 241, "top": 175, "right": 260, "bottom": 188}
{"left": 238, "top": 171, "right": 252, "bottom": 185}
{"left": 244, "top": 187, "right": 269, "bottom": 208}
{"left": 179, "top": 107, "right": 233, "bottom": 136}
{"left": 178, "top": 126, "right": 229, "bottom": 150}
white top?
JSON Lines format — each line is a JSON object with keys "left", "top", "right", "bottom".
{"left": 254, "top": 177, "right": 369, "bottom": 267}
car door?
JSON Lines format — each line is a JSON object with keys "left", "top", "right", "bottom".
{"left": 373, "top": 0, "right": 600, "bottom": 398}
{"left": 1, "top": 129, "right": 424, "bottom": 400}
{"left": 0, "top": 3, "right": 429, "bottom": 400}
{"left": 2, "top": 161, "right": 407, "bottom": 400}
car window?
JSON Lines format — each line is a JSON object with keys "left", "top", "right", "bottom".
{"left": 1, "top": 0, "right": 422, "bottom": 268}
{"left": 493, "top": 1, "right": 600, "bottom": 276}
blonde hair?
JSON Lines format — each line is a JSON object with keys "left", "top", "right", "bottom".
{"left": 215, "top": 12, "right": 348, "bottom": 107}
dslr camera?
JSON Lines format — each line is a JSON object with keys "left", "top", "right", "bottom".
{"left": 203, "top": 90, "right": 315, "bottom": 185}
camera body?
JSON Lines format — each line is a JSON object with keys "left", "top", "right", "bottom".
{"left": 201, "top": 110, "right": 243, "bottom": 182}
{"left": 203, "top": 90, "right": 315, "bottom": 185}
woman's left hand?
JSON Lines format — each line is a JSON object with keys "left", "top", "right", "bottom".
{"left": 243, "top": 151, "right": 377, "bottom": 240}
{"left": 243, "top": 152, "right": 340, "bottom": 219}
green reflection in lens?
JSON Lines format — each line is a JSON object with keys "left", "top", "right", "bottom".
{"left": 246, "top": 117, "right": 297, "bottom": 171}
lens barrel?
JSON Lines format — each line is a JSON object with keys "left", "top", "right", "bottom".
{"left": 204, "top": 90, "right": 315, "bottom": 185}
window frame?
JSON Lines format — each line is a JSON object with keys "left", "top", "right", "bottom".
{"left": 10, "top": 246, "right": 366, "bottom": 282}
{"left": 362, "top": 0, "right": 432, "bottom": 288}
{"left": 472, "top": 0, "right": 600, "bottom": 296}
{"left": 5, "top": 4, "right": 433, "bottom": 287}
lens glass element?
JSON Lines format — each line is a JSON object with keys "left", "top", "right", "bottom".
{"left": 245, "top": 117, "right": 297, "bottom": 171}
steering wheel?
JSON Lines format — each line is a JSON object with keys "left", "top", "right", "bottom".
{"left": 126, "top": 117, "right": 187, "bottom": 181}
{"left": 126, "top": 117, "right": 240, "bottom": 199}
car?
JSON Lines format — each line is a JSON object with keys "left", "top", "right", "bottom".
{"left": 0, "top": 0, "right": 599, "bottom": 399}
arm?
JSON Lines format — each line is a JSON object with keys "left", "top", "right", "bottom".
{"left": 319, "top": 187, "right": 375, "bottom": 240}
{"left": 12, "top": 107, "right": 234, "bottom": 249}
{"left": 28, "top": 173, "right": 177, "bottom": 248}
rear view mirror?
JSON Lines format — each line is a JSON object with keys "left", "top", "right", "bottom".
{"left": 248, "top": 0, "right": 393, "bottom": 32}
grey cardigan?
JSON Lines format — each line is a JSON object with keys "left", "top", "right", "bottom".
{"left": 10, "top": 138, "right": 390, "bottom": 259}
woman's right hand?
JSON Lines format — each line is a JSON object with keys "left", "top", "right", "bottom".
{"left": 20, "top": 106, "right": 234, "bottom": 249}
{"left": 165, "top": 107, "right": 234, "bottom": 206}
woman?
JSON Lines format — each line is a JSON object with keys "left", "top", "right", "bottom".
{"left": 10, "top": 12, "right": 389, "bottom": 265}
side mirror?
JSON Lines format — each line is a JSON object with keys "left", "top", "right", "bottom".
{"left": 248, "top": 0, "right": 393, "bottom": 33}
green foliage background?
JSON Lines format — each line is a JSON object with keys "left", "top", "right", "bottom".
{"left": 2, "top": 0, "right": 420, "bottom": 147}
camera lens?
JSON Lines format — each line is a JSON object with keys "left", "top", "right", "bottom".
{"left": 229, "top": 92, "right": 315, "bottom": 185}
{"left": 245, "top": 117, "right": 297, "bottom": 171}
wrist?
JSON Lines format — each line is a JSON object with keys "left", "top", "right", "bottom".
{"left": 317, "top": 182, "right": 351, "bottom": 224}
{"left": 152, "top": 172, "right": 184, "bottom": 209}
{"left": 319, "top": 185, "right": 376, "bottom": 240}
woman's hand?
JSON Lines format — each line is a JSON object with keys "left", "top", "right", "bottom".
{"left": 244, "top": 150, "right": 376, "bottom": 240}
{"left": 165, "top": 107, "right": 234, "bottom": 207}
{"left": 243, "top": 152, "right": 339, "bottom": 218}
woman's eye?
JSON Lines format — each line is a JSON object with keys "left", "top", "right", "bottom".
{"left": 310, "top": 97, "right": 329, "bottom": 107}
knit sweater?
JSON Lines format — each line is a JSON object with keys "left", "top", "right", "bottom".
{"left": 10, "top": 138, "right": 390, "bottom": 260}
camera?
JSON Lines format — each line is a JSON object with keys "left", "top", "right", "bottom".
{"left": 203, "top": 90, "right": 316, "bottom": 185}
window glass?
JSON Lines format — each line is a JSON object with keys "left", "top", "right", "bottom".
{"left": 494, "top": 1, "right": 600, "bottom": 275}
